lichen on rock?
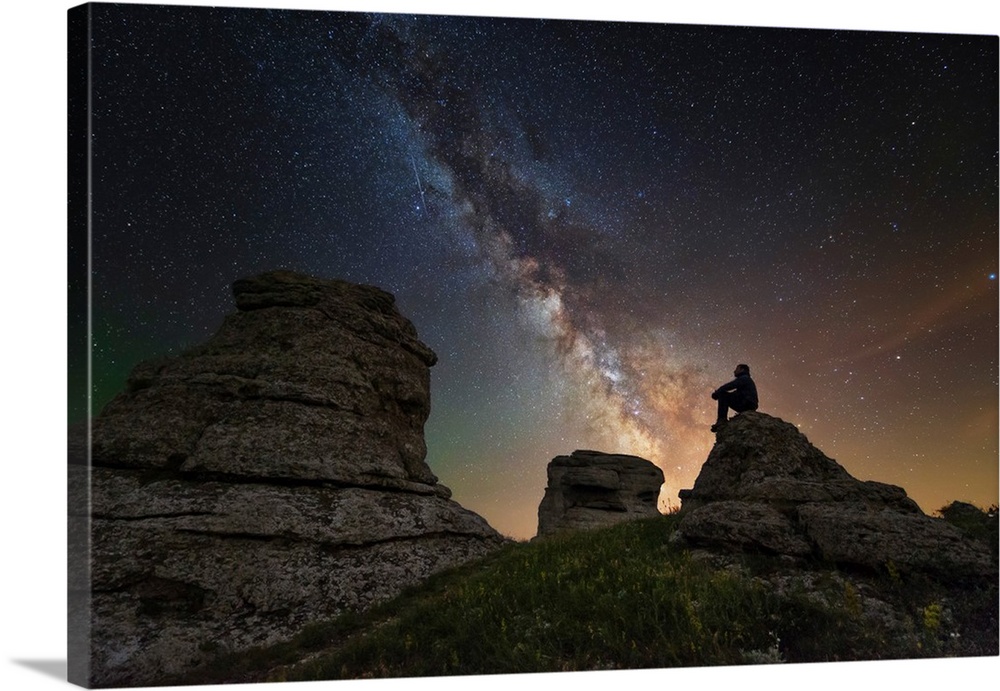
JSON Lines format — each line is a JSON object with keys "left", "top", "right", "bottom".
{"left": 536, "top": 450, "right": 664, "bottom": 537}
{"left": 675, "top": 411, "right": 995, "bottom": 578}
{"left": 72, "top": 270, "right": 505, "bottom": 687}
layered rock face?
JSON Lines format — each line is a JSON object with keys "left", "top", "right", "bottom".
{"left": 536, "top": 450, "right": 664, "bottom": 537}
{"left": 675, "top": 412, "right": 994, "bottom": 577}
{"left": 71, "top": 271, "right": 506, "bottom": 687}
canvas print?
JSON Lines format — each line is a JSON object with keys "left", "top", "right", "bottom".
{"left": 67, "top": 2, "right": 998, "bottom": 687}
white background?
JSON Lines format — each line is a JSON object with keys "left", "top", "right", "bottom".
{"left": 2, "top": 1, "right": 997, "bottom": 689}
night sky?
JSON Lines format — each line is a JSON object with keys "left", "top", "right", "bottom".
{"left": 75, "top": 1, "right": 998, "bottom": 540}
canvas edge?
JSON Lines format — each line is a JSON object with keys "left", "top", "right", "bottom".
{"left": 67, "top": 3, "right": 93, "bottom": 688}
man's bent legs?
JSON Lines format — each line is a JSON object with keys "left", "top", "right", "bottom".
{"left": 716, "top": 392, "right": 754, "bottom": 425}
{"left": 716, "top": 391, "right": 745, "bottom": 424}
{"left": 716, "top": 396, "right": 731, "bottom": 425}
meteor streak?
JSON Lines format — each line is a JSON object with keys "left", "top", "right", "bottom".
{"left": 410, "top": 154, "right": 426, "bottom": 214}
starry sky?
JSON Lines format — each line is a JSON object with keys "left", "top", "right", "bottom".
{"left": 72, "top": 1, "right": 998, "bottom": 540}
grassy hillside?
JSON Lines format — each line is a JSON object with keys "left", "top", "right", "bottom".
{"left": 175, "top": 513, "right": 997, "bottom": 685}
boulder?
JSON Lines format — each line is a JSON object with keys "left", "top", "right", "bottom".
{"left": 675, "top": 412, "right": 994, "bottom": 578}
{"left": 536, "top": 450, "right": 664, "bottom": 537}
{"left": 71, "top": 270, "right": 506, "bottom": 687}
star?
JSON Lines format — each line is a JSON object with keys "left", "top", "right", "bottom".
{"left": 73, "top": 2, "right": 998, "bottom": 540}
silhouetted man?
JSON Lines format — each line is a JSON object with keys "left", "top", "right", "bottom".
{"left": 710, "top": 363, "right": 758, "bottom": 432}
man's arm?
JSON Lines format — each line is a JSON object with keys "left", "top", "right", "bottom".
{"left": 712, "top": 378, "right": 738, "bottom": 398}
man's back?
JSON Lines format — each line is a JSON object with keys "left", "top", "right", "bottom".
{"left": 734, "top": 372, "right": 758, "bottom": 409}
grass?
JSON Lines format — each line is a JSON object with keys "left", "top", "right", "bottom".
{"left": 939, "top": 502, "right": 999, "bottom": 562}
{"left": 291, "top": 517, "right": 778, "bottom": 678}
{"left": 172, "top": 513, "right": 998, "bottom": 685}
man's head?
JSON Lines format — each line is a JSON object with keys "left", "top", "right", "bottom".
{"left": 735, "top": 364, "right": 750, "bottom": 376}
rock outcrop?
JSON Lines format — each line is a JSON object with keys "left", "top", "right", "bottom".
{"left": 536, "top": 450, "right": 664, "bottom": 537}
{"left": 674, "top": 412, "right": 995, "bottom": 577}
{"left": 70, "top": 270, "right": 506, "bottom": 687}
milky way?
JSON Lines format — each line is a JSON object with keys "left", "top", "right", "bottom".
{"left": 75, "top": 3, "right": 998, "bottom": 539}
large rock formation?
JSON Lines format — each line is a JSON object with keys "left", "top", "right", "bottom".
{"left": 70, "top": 270, "right": 506, "bottom": 687}
{"left": 674, "top": 412, "right": 994, "bottom": 577}
{"left": 536, "top": 450, "right": 664, "bottom": 537}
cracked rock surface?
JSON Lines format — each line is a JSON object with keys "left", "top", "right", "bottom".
{"left": 675, "top": 412, "right": 994, "bottom": 578}
{"left": 71, "top": 271, "right": 505, "bottom": 687}
{"left": 536, "top": 450, "right": 664, "bottom": 537}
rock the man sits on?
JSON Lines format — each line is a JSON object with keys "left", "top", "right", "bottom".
{"left": 710, "top": 363, "right": 758, "bottom": 432}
